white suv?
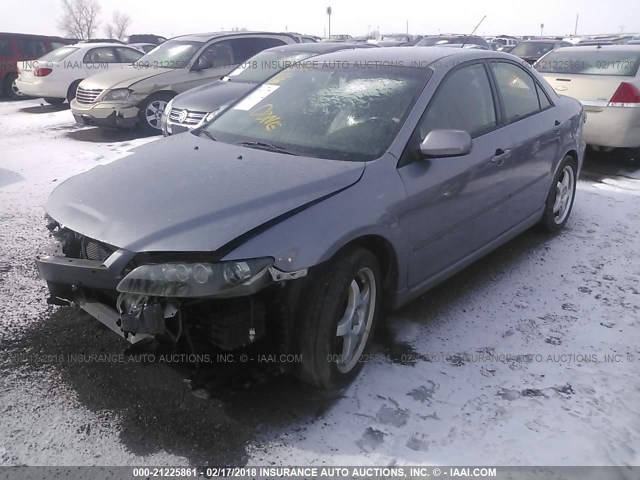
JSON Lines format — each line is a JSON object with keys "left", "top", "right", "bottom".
{"left": 15, "top": 43, "right": 144, "bottom": 105}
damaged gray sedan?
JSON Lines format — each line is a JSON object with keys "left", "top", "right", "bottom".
{"left": 36, "top": 48, "right": 585, "bottom": 390}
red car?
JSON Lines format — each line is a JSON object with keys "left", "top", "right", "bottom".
{"left": 0, "top": 32, "right": 71, "bottom": 99}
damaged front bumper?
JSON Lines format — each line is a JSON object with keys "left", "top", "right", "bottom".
{"left": 35, "top": 226, "right": 307, "bottom": 348}
{"left": 70, "top": 98, "right": 139, "bottom": 129}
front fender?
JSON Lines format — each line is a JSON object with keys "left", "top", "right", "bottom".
{"left": 221, "top": 154, "right": 410, "bottom": 290}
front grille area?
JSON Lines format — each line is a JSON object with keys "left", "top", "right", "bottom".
{"left": 168, "top": 107, "right": 207, "bottom": 126}
{"left": 76, "top": 87, "right": 103, "bottom": 104}
{"left": 82, "top": 238, "right": 116, "bottom": 262}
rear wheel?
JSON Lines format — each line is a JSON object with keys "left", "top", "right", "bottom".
{"left": 296, "top": 247, "right": 382, "bottom": 390}
{"left": 44, "top": 97, "right": 65, "bottom": 105}
{"left": 538, "top": 155, "right": 577, "bottom": 233}
{"left": 3, "top": 73, "right": 23, "bottom": 99}
{"left": 138, "top": 92, "right": 174, "bottom": 135}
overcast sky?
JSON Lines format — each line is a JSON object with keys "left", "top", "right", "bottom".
{"left": 3, "top": 0, "right": 640, "bottom": 39}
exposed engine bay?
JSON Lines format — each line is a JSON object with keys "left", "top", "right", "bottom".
{"left": 37, "top": 220, "right": 304, "bottom": 354}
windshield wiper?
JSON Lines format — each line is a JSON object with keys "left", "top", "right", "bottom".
{"left": 194, "top": 129, "right": 217, "bottom": 141}
{"left": 237, "top": 141, "right": 295, "bottom": 155}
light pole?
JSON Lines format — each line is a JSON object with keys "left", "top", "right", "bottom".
{"left": 327, "top": 6, "right": 332, "bottom": 38}
{"left": 540, "top": 23, "right": 544, "bottom": 37}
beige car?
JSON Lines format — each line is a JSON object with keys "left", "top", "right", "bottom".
{"left": 535, "top": 45, "right": 640, "bottom": 148}
{"left": 70, "top": 32, "right": 298, "bottom": 133}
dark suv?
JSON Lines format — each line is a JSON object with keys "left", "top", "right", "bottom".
{"left": 0, "top": 32, "right": 71, "bottom": 99}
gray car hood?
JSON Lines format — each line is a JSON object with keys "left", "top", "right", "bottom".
{"left": 172, "top": 79, "right": 255, "bottom": 112}
{"left": 46, "top": 134, "right": 365, "bottom": 253}
{"left": 80, "top": 66, "right": 175, "bottom": 90}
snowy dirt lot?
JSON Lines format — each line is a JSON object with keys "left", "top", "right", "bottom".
{"left": 0, "top": 98, "right": 639, "bottom": 467}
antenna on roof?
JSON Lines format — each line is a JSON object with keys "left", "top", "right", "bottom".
{"left": 461, "top": 15, "right": 487, "bottom": 48}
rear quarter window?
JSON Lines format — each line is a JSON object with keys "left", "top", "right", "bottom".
{"left": 18, "top": 39, "right": 47, "bottom": 58}
{"left": 0, "top": 38, "right": 11, "bottom": 57}
{"left": 536, "top": 50, "right": 640, "bottom": 76}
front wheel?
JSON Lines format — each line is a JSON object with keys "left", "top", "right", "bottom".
{"left": 538, "top": 155, "right": 577, "bottom": 233}
{"left": 296, "top": 247, "right": 382, "bottom": 390}
{"left": 138, "top": 92, "right": 174, "bottom": 135}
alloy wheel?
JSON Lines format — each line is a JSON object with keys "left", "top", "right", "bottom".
{"left": 144, "top": 100, "right": 167, "bottom": 130}
{"left": 335, "top": 267, "right": 377, "bottom": 373}
{"left": 553, "top": 165, "right": 575, "bottom": 224}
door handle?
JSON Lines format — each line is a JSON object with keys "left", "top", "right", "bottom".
{"left": 552, "top": 120, "right": 563, "bottom": 132}
{"left": 491, "top": 149, "right": 511, "bottom": 166}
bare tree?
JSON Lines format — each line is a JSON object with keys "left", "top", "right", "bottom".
{"left": 58, "top": 0, "right": 101, "bottom": 40}
{"left": 105, "top": 11, "right": 131, "bottom": 41}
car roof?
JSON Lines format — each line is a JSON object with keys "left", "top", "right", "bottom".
{"left": 548, "top": 44, "right": 640, "bottom": 52}
{"left": 0, "top": 32, "right": 68, "bottom": 40}
{"left": 172, "top": 31, "right": 295, "bottom": 42}
{"left": 519, "top": 39, "right": 559, "bottom": 43}
{"left": 304, "top": 46, "right": 508, "bottom": 66}
{"left": 70, "top": 42, "right": 140, "bottom": 49}
{"left": 262, "top": 42, "right": 375, "bottom": 54}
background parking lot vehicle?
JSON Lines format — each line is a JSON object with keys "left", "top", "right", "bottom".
{"left": 70, "top": 31, "right": 299, "bottom": 134}
{"left": 510, "top": 39, "right": 573, "bottom": 64}
{"left": 38, "top": 47, "right": 584, "bottom": 390}
{"left": 0, "top": 32, "right": 71, "bottom": 99}
{"left": 536, "top": 45, "right": 640, "bottom": 148}
{"left": 162, "top": 42, "right": 375, "bottom": 135}
{"left": 15, "top": 43, "right": 144, "bottom": 105}
{"left": 416, "top": 35, "right": 491, "bottom": 49}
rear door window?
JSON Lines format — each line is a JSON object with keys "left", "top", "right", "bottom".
{"left": 18, "top": 39, "right": 47, "bottom": 58}
{"left": 535, "top": 49, "right": 640, "bottom": 76}
{"left": 230, "top": 38, "right": 285, "bottom": 64}
{"left": 84, "top": 47, "right": 118, "bottom": 64}
{"left": 491, "top": 62, "right": 542, "bottom": 122}
{"left": 0, "top": 38, "right": 11, "bottom": 57}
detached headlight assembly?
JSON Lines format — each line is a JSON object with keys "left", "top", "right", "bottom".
{"left": 116, "top": 258, "right": 274, "bottom": 298}
{"left": 103, "top": 88, "right": 132, "bottom": 101}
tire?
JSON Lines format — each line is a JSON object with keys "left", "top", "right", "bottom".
{"left": 3, "top": 73, "right": 23, "bottom": 99}
{"left": 66, "top": 80, "right": 82, "bottom": 102}
{"left": 295, "top": 247, "right": 382, "bottom": 390}
{"left": 138, "top": 92, "right": 174, "bottom": 135}
{"left": 538, "top": 155, "right": 578, "bottom": 233}
{"left": 43, "top": 97, "right": 65, "bottom": 105}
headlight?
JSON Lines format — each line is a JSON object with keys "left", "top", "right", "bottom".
{"left": 195, "top": 105, "right": 227, "bottom": 128}
{"left": 163, "top": 98, "right": 174, "bottom": 117}
{"left": 102, "top": 88, "right": 132, "bottom": 101}
{"left": 116, "top": 258, "right": 274, "bottom": 298}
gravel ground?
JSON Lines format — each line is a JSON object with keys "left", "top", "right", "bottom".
{"left": 0, "top": 98, "right": 639, "bottom": 467}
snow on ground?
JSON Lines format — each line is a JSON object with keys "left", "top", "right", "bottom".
{"left": 0, "top": 98, "right": 639, "bottom": 467}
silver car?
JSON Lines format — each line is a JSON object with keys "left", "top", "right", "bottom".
{"left": 70, "top": 32, "right": 299, "bottom": 133}
{"left": 38, "top": 47, "right": 585, "bottom": 390}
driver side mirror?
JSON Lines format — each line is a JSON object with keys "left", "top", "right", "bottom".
{"left": 191, "top": 56, "right": 209, "bottom": 72}
{"left": 419, "top": 129, "right": 472, "bottom": 157}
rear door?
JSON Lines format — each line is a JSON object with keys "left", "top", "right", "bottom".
{"left": 397, "top": 61, "right": 515, "bottom": 287}
{"left": 488, "top": 60, "right": 560, "bottom": 221}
